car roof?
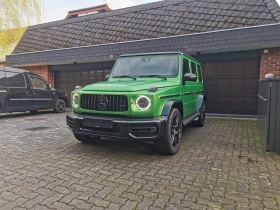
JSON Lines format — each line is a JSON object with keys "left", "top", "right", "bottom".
{"left": 118, "top": 52, "right": 200, "bottom": 63}
{"left": 3, "top": 67, "right": 27, "bottom": 73}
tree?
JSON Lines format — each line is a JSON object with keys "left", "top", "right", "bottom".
{"left": 0, "top": 0, "right": 44, "bottom": 58}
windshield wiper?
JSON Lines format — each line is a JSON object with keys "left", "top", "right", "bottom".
{"left": 140, "top": 75, "right": 167, "bottom": 80}
{"left": 113, "top": 75, "right": 136, "bottom": 80}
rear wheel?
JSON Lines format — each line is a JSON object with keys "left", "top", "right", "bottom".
{"left": 74, "top": 134, "right": 101, "bottom": 144}
{"left": 155, "top": 108, "right": 182, "bottom": 155}
{"left": 54, "top": 99, "right": 66, "bottom": 113}
{"left": 193, "top": 100, "right": 206, "bottom": 127}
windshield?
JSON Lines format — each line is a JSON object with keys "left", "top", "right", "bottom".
{"left": 112, "top": 55, "right": 179, "bottom": 78}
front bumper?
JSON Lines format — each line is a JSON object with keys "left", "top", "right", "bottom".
{"left": 66, "top": 112, "right": 167, "bottom": 140}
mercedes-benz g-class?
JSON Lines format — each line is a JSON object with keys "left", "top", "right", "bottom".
{"left": 67, "top": 52, "right": 206, "bottom": 155}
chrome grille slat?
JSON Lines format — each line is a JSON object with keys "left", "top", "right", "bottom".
{"left": 81, "top": 94, "right": 128, "bottom": 112}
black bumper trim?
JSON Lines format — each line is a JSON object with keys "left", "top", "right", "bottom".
{"left": 66, "top": 112, "right": 167, "bottom": 140}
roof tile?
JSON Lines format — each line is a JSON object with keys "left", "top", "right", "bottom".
{"left": 13, "top": 0, "right": 280, "bottom": 54}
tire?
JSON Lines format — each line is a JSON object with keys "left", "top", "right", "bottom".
{"left": 193, "top": 100, "right": 206, "bottom": 127}
{"left": 155, "top": 108, "right": 182, "bottom": 155}
{"left": 54, "top": 99, "right": 66, "bottom": 113}
{"left": 74, "top": 134, "right": 101, "bottom": 144}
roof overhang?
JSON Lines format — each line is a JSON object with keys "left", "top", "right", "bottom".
{"left": 6, "top": 23, "right": 280, "bottom": 67}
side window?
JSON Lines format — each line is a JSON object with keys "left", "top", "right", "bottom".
{"left": 183, "top": 58, "right": 190, "bottom": 75}
{"left": 29, "top": 77, "right": 48, "bottom": 89}
{"left": 197, "top": 64, "right": 203, "bottom": 82}
{"left": 6, "top": 72, "right": 26, "bottom": 88}
{"left": 191, "top": 62, "right": 198, "bottom": 81}
{"left": 0, "top": 69, "right": 7, "bottom": 87}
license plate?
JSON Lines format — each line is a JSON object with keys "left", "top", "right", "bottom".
{"left": 83, "top": 118, "right": 113, "bottom": 129}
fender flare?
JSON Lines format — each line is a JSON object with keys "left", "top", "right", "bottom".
{"left": 161, "top": 100, "right": 183, "bottom": 117}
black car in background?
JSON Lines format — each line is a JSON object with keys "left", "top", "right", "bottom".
{"left": 0, "top": 66, "right": 68, "bottom": 114}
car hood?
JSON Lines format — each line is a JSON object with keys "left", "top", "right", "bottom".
{"left": 82, "top": 80, "right": 179, "bottom": 92}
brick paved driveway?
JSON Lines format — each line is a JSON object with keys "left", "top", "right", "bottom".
{"left": 0, "top": 112, "right": 280, "bottom": 210}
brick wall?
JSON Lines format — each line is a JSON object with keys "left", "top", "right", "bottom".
{"left": 260, "top": 47, "right": 280, "bottom": 80}
{"left": 20, "top": 65, "right": 53, "bottom": 85}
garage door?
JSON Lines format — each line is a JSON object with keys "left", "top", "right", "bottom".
{"left": 202, "top": 60, "right": 260, "bottom": 115}
{"left": 54, "top": 68, "right": 112, "bottom": 104}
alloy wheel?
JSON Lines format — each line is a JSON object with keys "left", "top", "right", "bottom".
{"left": 171, "top": 114, "right": 181, "bottom": 148}
{"left": 57, "top": 100, "right": 66, "bottom": 112}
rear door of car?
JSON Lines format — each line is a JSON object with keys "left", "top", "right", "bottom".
{"left": 28, "top": 74, "right": 54, "bottom": 109}
{"left": 5, "top": 67, "right": 33, "bottom": 111}
{"left": 190, "top": 62, "right": 204, "bottom": 111}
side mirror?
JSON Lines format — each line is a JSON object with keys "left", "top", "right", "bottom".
{"left": 75, "top": 86, "right": 83, "bottom": 90}
{"left": 105, "top": 75, "right": 110, "bottom": 80}
{"left": 47, "top": 84, "right": 52, "bottom": 89}
{"left": 183, "top": 73, "right": 197, "bottom": 82}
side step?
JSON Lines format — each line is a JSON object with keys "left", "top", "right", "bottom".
{"left": 183, "top": 112, "right": 200, "bottom": 126}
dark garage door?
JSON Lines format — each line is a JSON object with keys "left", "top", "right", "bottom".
{"left": 203, "top": 60, "right": 260, "bottom": 115}
{"left": 54, "top": 68, "right": 112, "bottom": 104}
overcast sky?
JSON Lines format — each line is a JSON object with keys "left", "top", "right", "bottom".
{"left": 44, "top": 0, "right": 280, "bottom": 23}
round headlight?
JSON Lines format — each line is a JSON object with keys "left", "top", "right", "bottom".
{"left": 72, "top": 94, "right": 79, "bottom": 107}
{"left": 136, "top": 96, "right": 151, "bottom": 110}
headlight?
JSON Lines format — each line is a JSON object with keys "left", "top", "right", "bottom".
{"left": 72, "top": 94, "right": 79, "bottom": 107}
{"left": 136, "top": 96, "right": 151, "bottom": 110}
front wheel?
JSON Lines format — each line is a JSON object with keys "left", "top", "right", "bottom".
{"left": 155, "top": 108, "right": 182, "bottom": 155}
{"left": 74, "top": 134, "right": 101, "bottom": 144}
{"left": 54, "top": 99, "right": 66, "bottom": 113}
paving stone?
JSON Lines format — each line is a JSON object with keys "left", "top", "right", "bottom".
{"left": 69, "top": 199, "right": 93, "bottom": 209}
{"left": 0, "top": 113, "right": 279, "bottom": 210}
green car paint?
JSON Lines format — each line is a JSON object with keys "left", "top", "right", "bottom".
{"left": 67, "top": 52, "right": 206, "bottom": 155}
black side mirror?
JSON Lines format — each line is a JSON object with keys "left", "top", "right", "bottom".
{"left": 183, "top": 73, "right": 197, "bottom": 82}
{"left": 47, "top": 84, "right": 52, "bottom": 89}
{"left": 105, "top": 75, "right": 110, "bottom": 80}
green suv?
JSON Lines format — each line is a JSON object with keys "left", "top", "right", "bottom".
{"left": 67, "top": 52, "right": 206, "bottom": 155}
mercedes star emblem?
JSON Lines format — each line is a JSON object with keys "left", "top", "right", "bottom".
{"left": 97, "top": 95, "right": 108, "bottom": 111}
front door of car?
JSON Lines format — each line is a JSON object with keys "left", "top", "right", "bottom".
{"left": 28, "top": 76, "right": 54, "bottom": 109}
{"left": 181, "top": 58, "right": 196, "bottom": 117}
{"left": 5, "top": 69, "right": 33, "bottom": 110}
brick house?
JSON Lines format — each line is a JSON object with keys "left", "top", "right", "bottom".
{"left": 6, "top": 0, "right": 280, "bottom": 115}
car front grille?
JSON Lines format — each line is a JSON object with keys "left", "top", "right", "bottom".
{"left": 80, "top": 94, "right": 128, "bottom": 112}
